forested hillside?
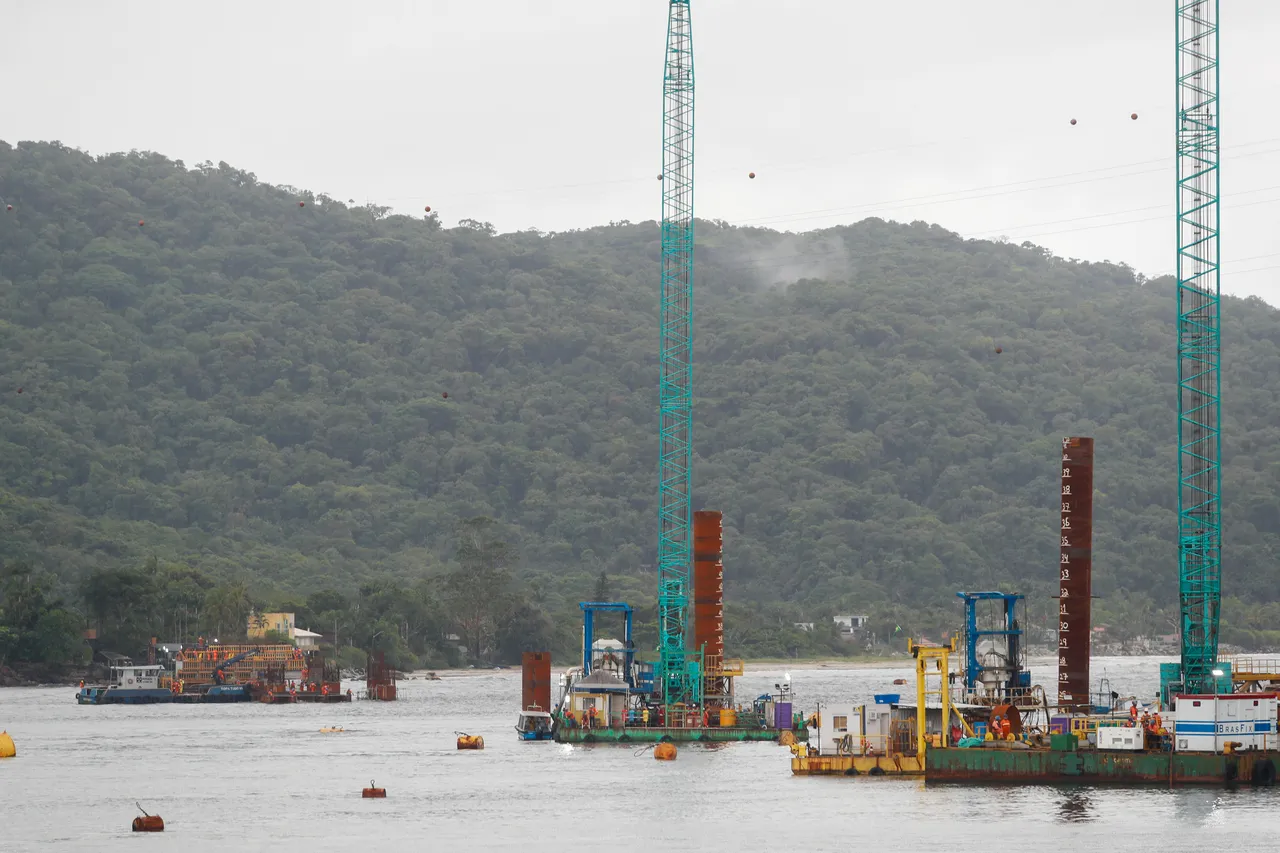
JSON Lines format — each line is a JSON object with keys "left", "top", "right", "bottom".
{"left": 2, "top": 139, "right": 1280, "bottom": 663}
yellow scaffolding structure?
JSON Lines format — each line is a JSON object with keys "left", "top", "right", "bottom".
{"left": 909, "top": 636, "right": 957, "bottom": 756}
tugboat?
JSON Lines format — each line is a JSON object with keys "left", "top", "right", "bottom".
{"left": 515, "top": 707, "right": 555, "bottom": 741}
{"left": 77, "top": 665, "right": 174, "bottom": 705}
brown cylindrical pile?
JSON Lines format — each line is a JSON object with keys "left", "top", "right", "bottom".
{"left": 692, "top": 510, "right": 724, "bottom": 662}
{"left": 522, "top": 652, "right": 551, "bottom": 711}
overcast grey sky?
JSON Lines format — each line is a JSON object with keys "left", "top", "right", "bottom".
{"left": 7, "top": 1, "right": 1280, "bottom": 302}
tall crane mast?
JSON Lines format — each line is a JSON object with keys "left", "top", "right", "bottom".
{"left": 657, "top": 0, "right": 698, "bottom": 707}
{"left": 1175, "top": 0, "right": 1222, "bottom": 695}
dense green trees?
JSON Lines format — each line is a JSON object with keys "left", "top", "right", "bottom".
{"left": 2, "top": 139, "right": 1280, "bottom": 662}
{"left": 0, "top": 563, "right": 84, "bottom": 667}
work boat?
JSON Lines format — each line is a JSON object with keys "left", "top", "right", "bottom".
{"left": 515, "top": 709, "right": 555, "bottom": 741}
{"left": 77, "top": 665, "right": 173, "bottom": 705}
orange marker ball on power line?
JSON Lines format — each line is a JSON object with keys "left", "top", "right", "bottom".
{"left": 1070, "top": 119, "right": 1077, "bottom": 126}
{"left": 657, "top": 174, "right": 663, "bottom": 181}
{"left": 1131, "top": 112, "right": 1139, "bottom": 120}
{"left": 424, "top": 206, "right": 432, "bottom": 213}
{"left": 749, "top": 172, "right": 756, "bottom": 179}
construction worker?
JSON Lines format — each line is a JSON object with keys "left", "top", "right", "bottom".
{"left": 642, "top": 707, "right": 650, "bottom": 727}
{"left": 1129, "top": 701, "right": 1139, "bottom": 722}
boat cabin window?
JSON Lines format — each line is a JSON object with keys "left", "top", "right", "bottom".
{"left": 832, "top": 715, "right": 848, "bottom": 731}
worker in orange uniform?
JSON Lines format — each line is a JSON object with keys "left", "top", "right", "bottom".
{"left": 1129, "top": 702, "right": 1139, "bottom": 722}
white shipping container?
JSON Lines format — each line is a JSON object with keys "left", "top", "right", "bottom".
{"left": 1173, "top": 693, "right": 1278, "bottom": 753}
{"left": 1097, "top": 726, "right": 1144, "bottom": 751}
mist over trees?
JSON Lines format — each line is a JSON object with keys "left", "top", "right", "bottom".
{"left": 3, "top": 139, "right": 1280, "bottom": 667}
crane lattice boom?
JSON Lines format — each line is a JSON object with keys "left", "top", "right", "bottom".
{"left": 1175, "top": 0, "right": 1222, "bottom": 694}
{"left": 657, "top": 0, "right": 697, "bottom": 706}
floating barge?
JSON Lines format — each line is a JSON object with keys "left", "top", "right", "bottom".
{"left": 926, "top": 745, "right": 1279, "bottom": 786}
{"left": 557, "top": 724, "right": 806, "bottom": 744}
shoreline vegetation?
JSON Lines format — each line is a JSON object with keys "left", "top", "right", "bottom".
{"left": 5, "top": 143, "right": 1280, "bottom": 677}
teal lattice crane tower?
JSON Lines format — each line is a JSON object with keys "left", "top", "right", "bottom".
{"left": 1175, "top": 0, "right": 1222, "bottom": 695}
{"left": 656, "top": 0, "right": 700, "bottom": 707}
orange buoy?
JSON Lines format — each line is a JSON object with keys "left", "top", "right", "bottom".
{"left": 5, "top": 205, "right": 11, "bottom": 211}
{"left": 1070, "top": 119, "right": 1077, "bottom": 126}
{"left": 15, "top": 387, "right": 22, "bottom": 394}
{"left": 456, "top": 734, "right": 484, "bottom": 750}
{"left": 656, "top": 174, "right": 664, "bottom": 181}
{"left": 424, "top": 206, "right": 432, "bottom": 213}
{"left": 362, "top": 780, "right": 387, "bottom": 798}
{"left": 132, "top": 803, "right": 163, "bottom": 832}
{"left": 298, "top": 201, "right": 305, "bottom": 207}
{"left": 748, "top": 172, "right": 756, "bottom": 179}
{"left": 995, "top": 346, "right": 1003, "bottom": 354}
{"left": 653, "top": 742, "right": 677, "bottom": 760}
{"left": 1131, "top": 112, "right": 1138, "bottom": 120}
{"left": 442, "top": 392, "right": 449, "bottom": 399}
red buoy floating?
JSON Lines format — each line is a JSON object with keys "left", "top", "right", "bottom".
{"left": 16, "top": 387, "right": 22, "bottom": 394}
{"left": 442, "top": 392, "right": 449, "bottom": 399}
{"left": 1070, "top": 119, "right": 1077, "bottom": 126}
{"left": 1131, "top": 112, "right": 1139, "bottom": 120}
{"left": 5, "top": 205, "right": 11, "bottom": 212}
{"left": 424, "top": 206, "right": 432, "bottom": 213}
{"left": 748, "top": 172, "right": 756, "bottom": 179}
{"left": 298, "top": 201, "right": 306, "bottom": 207}
{"left": 362, "top": 780, "right": 387, "bottom": 798}
{"left": 138, "top": 220, "right": 145, "bottom": 227}
{"left": 132, "top": 803, "right": 164, "bottom": 832}
{"left": 995, "top": 346, "right": 1003, "bottom": 354}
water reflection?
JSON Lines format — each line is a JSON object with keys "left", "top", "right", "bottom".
{"left": 1056, "top": 788, "right": 1094, "bottom": 823}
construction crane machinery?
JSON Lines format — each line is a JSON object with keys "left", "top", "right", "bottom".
{"left": 211, "top": 647, "right": 261, "bottom": 685}
{"left": 656, "top": 0, "right": 700, "bottom": 709}
{"left": 1174, "top": 0, "right": 1222, "bottom": 696}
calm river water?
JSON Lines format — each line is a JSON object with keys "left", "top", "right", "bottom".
{"left": 4, "top": 655, "right": 1278, "bottom": 851}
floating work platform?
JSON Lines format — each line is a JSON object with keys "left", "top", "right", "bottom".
{"left": 257, "top": 689, "right": 351, "bottom": 704}
{"left": 926, "top": 746, "right": 1280, "bottom": 787}
{"left": 555, "top": 726, "right": 807, "bottom": 744}
{"left": 791, "top": 750, "right": 924, "bottom": 776}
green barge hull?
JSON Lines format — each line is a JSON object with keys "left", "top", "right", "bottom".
{"left": 555, "top": 726, "right": 806, "bottom": 744}
{"left": 926, "top": 747, "right": 1280, "bottom": 787}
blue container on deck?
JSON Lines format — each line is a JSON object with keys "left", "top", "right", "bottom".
{"left": 774, "top": 702, "right": 793, "bottom": 729}
{"left": 873, "top": 694, "right": 900, "bottom": 705}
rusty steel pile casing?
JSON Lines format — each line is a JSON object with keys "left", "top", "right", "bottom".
{"left": 1058, "top": 437, "right": 1094, "bottom": 714}
{"left": 366, "top": 651, "right": 397, "bottom": 701}
{"left": 693, "top": 511, "right": 724, "bottom": 661}
{"left": 522, "top": 651, "right": 551, "bottom": 711}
